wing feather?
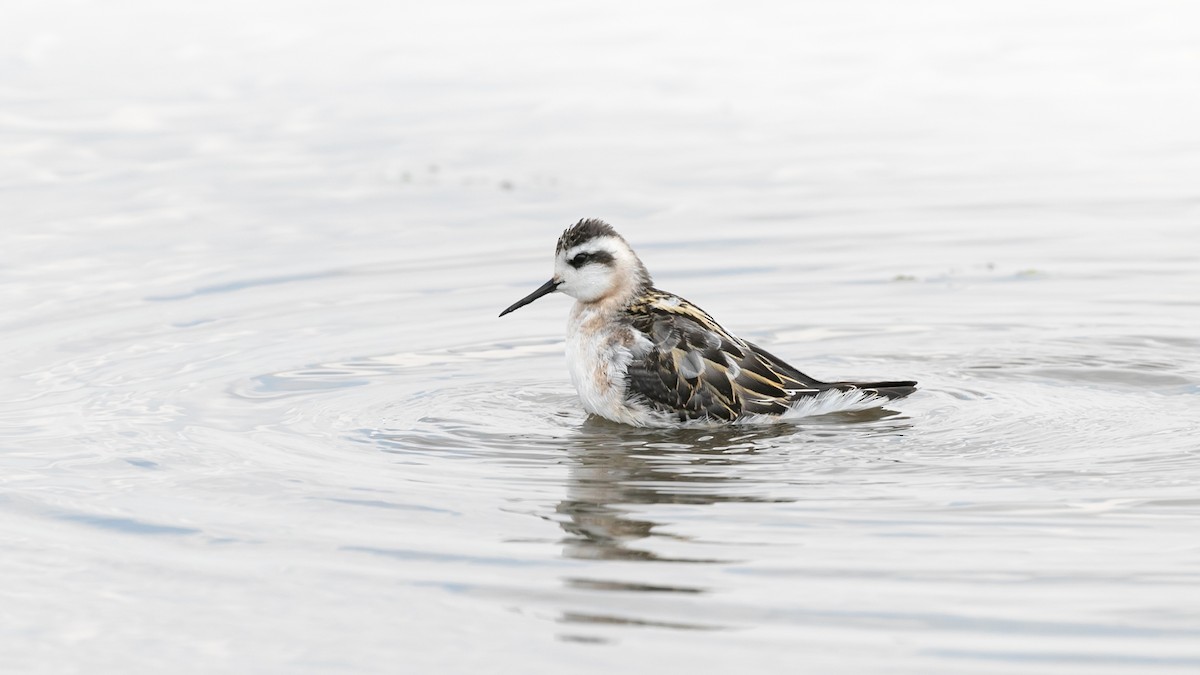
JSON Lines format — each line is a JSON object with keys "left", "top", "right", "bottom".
{"left": 620, "top": 289, "right": 916, "bottom": 422}
{"left": 624, "top": 290, "right": 815, "bottom": 421}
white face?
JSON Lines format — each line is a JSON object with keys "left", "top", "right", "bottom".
{"left": 499, "top": 230, "right": 649, "bottom": 317}
{"left": 554, "top": 236, "right": 626, "bottom": 303}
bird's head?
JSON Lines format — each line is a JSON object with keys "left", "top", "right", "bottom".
{"left": 499, "top": 219, "right": 652, "bottom": 316}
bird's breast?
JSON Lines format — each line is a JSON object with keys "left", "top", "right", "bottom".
{"left": 565, "top": 304, "right": 649, "bottom": 424}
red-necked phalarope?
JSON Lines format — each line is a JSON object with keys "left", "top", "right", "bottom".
{"left": 500, "top": 219, "right": 917, "bottom": 427}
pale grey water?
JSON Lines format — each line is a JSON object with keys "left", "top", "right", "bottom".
{"left": 3, "top": 1, "right": 1200, "bottom": 673}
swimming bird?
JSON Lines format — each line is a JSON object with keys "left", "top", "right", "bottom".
{"left": 500, "top": 219, "right": 916, "bottom": 427}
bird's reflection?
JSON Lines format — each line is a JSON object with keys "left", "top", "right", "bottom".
{"left": 545, "top": 407, "right": 913, "bottom": 638}
{"left": 555, "top": 408, "right": 909, "bottom": 564}
{"left": 558, "top": 421, "right": 781, "bottom": 564}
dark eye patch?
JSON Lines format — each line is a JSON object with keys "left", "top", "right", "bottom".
{"left": 568, "top": 250, "right": 615, "bottom": 268}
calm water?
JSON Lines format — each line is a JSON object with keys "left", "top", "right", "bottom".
{"left": 3, "top": 1, "right": 1200, "bottom": 673}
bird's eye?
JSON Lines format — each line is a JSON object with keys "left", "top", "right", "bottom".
{"left": 568, "top": 252, "right": 592, "bottom": 268}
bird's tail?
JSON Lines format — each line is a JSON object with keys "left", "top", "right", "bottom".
{"left": 824, "top": 380, "right": 918, "bottom": 400}
{"left": 748, "top": 342, "right": 918, "bottom": 402}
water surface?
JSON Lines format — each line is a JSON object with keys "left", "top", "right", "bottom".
{"left": 2, "top": 1, "right": 1199, "bottom": 673}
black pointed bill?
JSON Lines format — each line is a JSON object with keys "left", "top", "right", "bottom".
{"left": 499, "top": 278, "right": 561, "bottom": 317}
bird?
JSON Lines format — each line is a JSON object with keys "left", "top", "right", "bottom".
{"left": 499, "top": 219, "right": 916, "bottom": 427}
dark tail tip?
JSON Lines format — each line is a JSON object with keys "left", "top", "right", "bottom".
{"left": 835, "top": 380, "right": 918, "bottom": 400}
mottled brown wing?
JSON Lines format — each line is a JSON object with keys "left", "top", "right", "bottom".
{"left": 624, "top": 293, "right": 821, "bottom": 421}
